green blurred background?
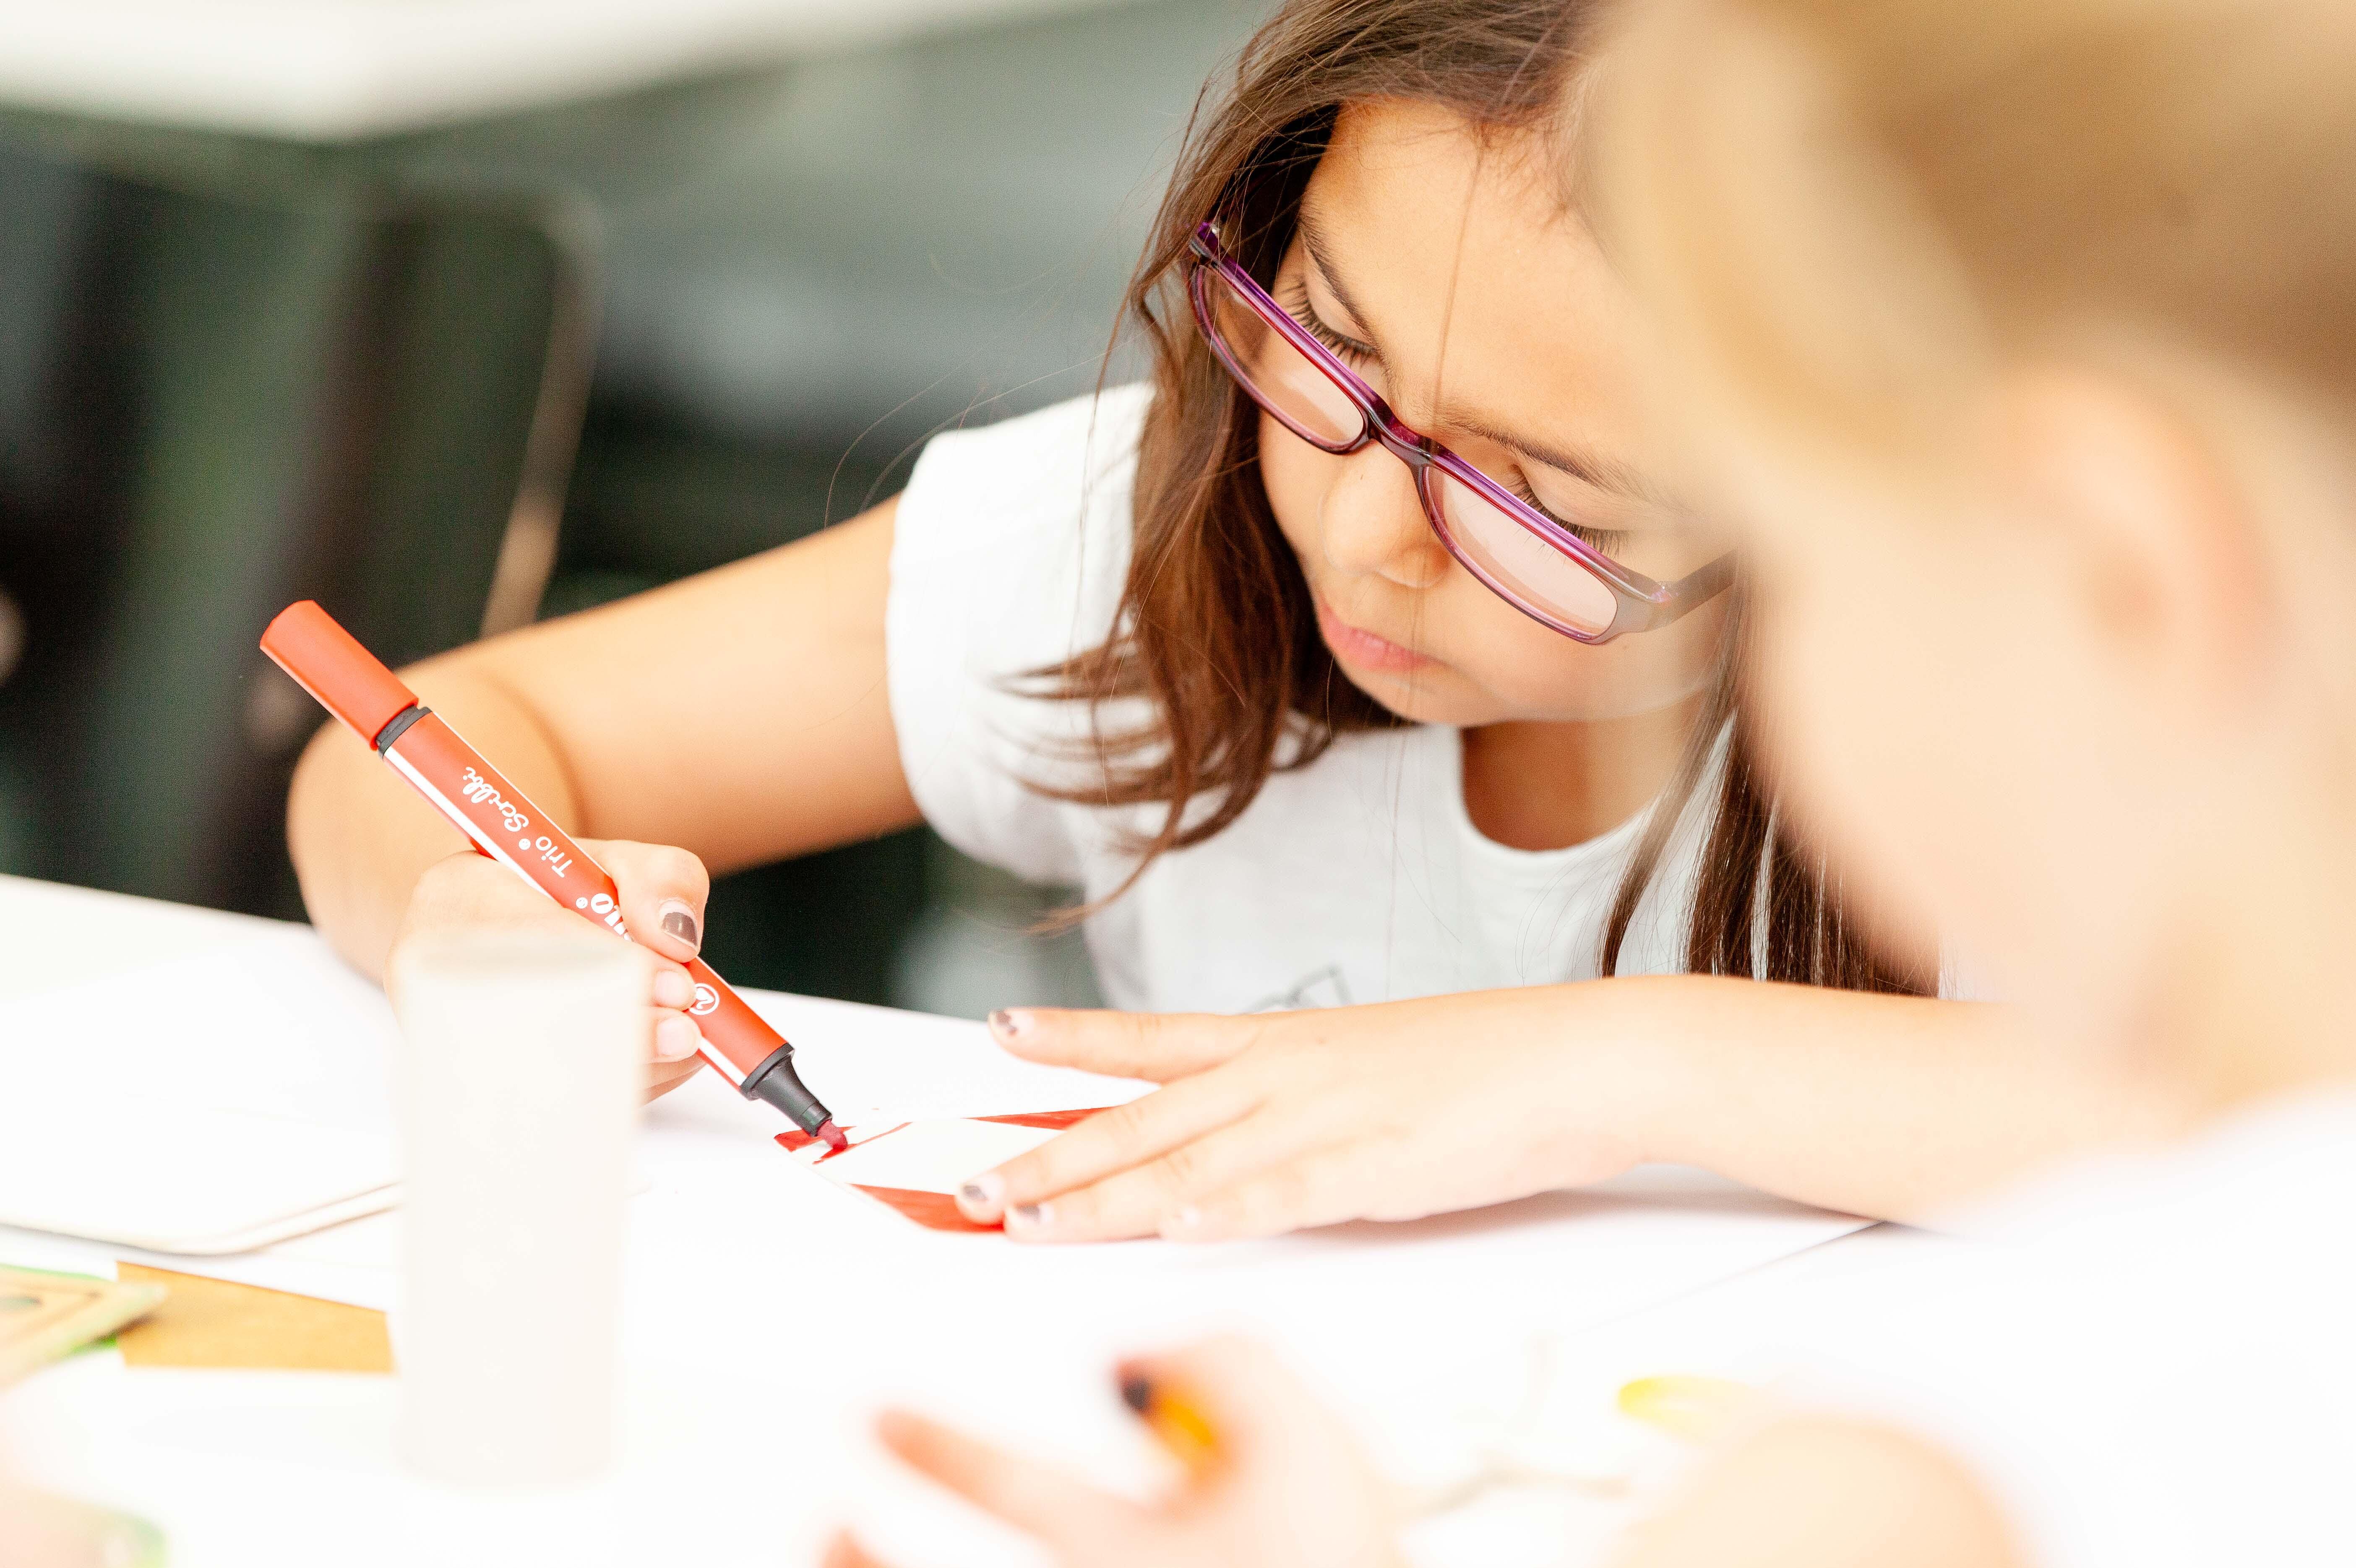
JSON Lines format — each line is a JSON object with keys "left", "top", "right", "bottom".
{"left": 0, "top": 0, "right": 1272, "bottom": 1016}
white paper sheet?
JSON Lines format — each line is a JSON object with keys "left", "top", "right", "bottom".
{"left": 0, "top": 932, "right": 402, "bottom": 1255}
{"left": 796, "top": 1119, "right": 1061, "bottom": 1194}
{"left": 0, "top": 929, "right": 404, "bottom": 1133}
{"left": 0, "top": 932, "right": 1152, "bottom": 1299}
{"left": 0, "top": 1094, "right": 395, "bottom": 1252}
{"left": 728, "top": 989, "right": 1154, "bottom": 1123}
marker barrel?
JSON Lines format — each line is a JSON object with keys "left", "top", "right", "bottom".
{"left": 258, "top": 599, "right": 834, "bottom": 1137}
{"left": 382, "top": 709, "right": 795, "bottom": 1100}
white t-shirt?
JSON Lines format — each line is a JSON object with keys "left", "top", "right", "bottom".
{"left": 1800, "top": 1092, "right": 2356, "bottom": 1567}
{"left": 886, "top": 384, "right": 1714, "bottom": 1014}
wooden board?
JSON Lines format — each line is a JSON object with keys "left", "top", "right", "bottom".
{"left": 114, "top": 1263, "right": 392, "bottom": 1373}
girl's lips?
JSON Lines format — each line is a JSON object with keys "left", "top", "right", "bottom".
{"left": 1314, "top": 597, "right": 1434, "bottom": 675}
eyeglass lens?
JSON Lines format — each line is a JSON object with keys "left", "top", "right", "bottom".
{"left": 1426, "top": 468, "right": 1621, "bottom": 635}
{"left": 1200, "top": 267, "right": 1363, "bottom": 448}
{"left": 1199, "top": 266, "right": 1622, "bottom": 637}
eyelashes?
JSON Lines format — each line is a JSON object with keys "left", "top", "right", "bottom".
{"left": 1512, "top": 489, "right": 1631, "bottom": 557}
{"left": 1281, "top": 277, "right": 1376, "bottom": 365}
{"left": 1279, "top": 274, "right": 1634, "bottom": 561}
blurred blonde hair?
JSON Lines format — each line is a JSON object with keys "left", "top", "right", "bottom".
{"left": 1587, "top": 0, "right": 2356, "bottom": 484}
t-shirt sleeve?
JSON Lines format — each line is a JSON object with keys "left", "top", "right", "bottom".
{"left": 885, "top": 384, "right": 1152, "bottom": 887}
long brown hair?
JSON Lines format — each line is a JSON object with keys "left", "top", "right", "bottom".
{"left": 1034, "top": 0, "right": 1926, "bottom": 994}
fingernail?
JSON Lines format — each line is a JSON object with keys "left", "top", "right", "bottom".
{"left": 654, "top": 1014, "right": 702, "bottom": 1061}
{"left": 957, "top": 1172, "right": 1004, "bottom": 1213}
{"left": 652, "top": 968, "right": 693, "bottom": 1009}
{"left": 988, "top": 1008, "right": 1030, "bottom": 1039}
{"left": 659, "top": 900, "right": 701, "bottom": 952}
{"left": 1008, "top": 1202, "right": 1051, "bottom": 1230}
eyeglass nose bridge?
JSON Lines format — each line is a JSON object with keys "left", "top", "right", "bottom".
{"left": 1340, "top": 396, "right": 1440, "bottom": 475}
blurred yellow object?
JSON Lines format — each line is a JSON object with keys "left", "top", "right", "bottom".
{"left": 1616, "top": 1375, "right": 1755, "bottom": 1442}
{"left": 1121, "top": 1373, "right": 1221, "bottom": 1478}
{"left": 114, "top": 1265, "right": 390, "bottom": 1373}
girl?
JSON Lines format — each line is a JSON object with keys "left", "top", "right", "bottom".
{"left": 289, "top": 0, "right": 2146, "bottom": 1237}
{"left": 848, "top": 0, "right": 2356, "bottom": 1562}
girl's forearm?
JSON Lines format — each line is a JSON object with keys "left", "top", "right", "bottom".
{"left": 1596, "top": 977, "right": 2194, "bottom": 1220}
{"left": 287, "top": 662, "right": 581, "bottom": 981}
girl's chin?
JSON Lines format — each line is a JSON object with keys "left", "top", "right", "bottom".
{"left": 1327, "top": 656, "right": 1487, "bottom": 726}
{"left": 1334, "top": 654, "right": 1717, "bottom": 729}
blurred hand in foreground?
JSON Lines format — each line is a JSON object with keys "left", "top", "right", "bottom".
{"left": 828, "top": 1336, "right": 1403, "bottom": 1568}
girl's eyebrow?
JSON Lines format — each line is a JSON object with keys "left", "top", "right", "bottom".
{"left": 1440, "top": 413, "right": 1670, "bottom": 505}
{"left": 1297, "top": 215, "right": 1382, "bottom": 349}
{"left": 1299, "top": 209, "right": 1669, "bottom": 508}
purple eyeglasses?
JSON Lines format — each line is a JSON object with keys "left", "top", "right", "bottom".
{"left": 1187, "top": 221, "right": 1734, "bottom": 643}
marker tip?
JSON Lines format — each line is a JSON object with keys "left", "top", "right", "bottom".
{"left": 816, "top": 1120, "right": 849, "bottom": 1153}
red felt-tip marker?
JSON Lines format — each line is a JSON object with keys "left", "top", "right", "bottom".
{"left": 261, "top": 600, "right": 845, "bottom": 1150}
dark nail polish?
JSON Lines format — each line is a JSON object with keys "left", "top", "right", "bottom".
{"left": 661, "top": 907, "right": 700, "bottom": 948}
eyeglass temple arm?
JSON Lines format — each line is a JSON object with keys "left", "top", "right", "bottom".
{"left": 1627, "top": 552, "right": 1739, "bottom": 633}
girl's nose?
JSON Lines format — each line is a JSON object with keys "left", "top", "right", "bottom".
{"left": 1316, "top": 447, "right": 1452, "bottom": 589}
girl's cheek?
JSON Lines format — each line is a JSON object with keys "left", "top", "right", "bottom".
{"left": 1485, "top": 593, "right": 1726, "bottom": 722}
{"left": 1257, "top": 412, "right": 1332, "bottom": 561}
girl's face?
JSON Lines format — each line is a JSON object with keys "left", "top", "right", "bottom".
{"left": 1258, "top": 101, "right": 1731, "bottom": 727}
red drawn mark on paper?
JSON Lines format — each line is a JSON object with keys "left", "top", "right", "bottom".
{"left": 851, "top": 1187, "right": 1000, "bottom": 1232}
{"left": 975, "top": 1107, "right": 1123, "bottom": 1131}
{"left": 817, "top": 1123, "right": 907, "bottom": 1163}
{"left": 774, "top": 1123, "right": 911, "bottom": 1160}
{"left": 775, "top": 1115, "right": 1123, "bottom": 1233}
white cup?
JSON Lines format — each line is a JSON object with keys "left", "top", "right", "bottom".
{"left": 389, "top": 928, "right": 649, "bottom": 1487}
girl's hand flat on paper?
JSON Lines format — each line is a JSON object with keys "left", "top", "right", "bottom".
{"left": 953, "top": 987, "right": 1654, "bottom": 1242}
{"left": 826, "top": 1337, "right": 1404, "bottom": 1568}
{"left": 388, "top": 836, "right": 714, "bottom": 1100}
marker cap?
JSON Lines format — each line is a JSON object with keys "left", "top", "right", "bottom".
{"left": 260, "top": 601, "right": 419, "bottom": 746}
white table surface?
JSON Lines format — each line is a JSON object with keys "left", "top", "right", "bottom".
{"left": 0, "top": 872, "right": 1976, "bottom": 1567}
{"left": 0, "top": 0, "right": 1152, "bottom": 142}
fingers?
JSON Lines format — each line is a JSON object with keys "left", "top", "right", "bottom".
{"left": 561, "top": 839, "right": 707, "bottom": 1065}
{"left": 1119, "top": 1336, "right": 1310, "bottom": 1461}
{"left": 1123, "top": 1336, "right": 1382, "bottom": 1496}
{"left": 956, "top": 1071, "right": 1262, "bottom": 1228}
{"left": 404, "top": 848, "right": 568, "bottom": 932}
{"left": 388, "top": 852, "right": 581, "bottom": 1007}
{"left": 591, "top": 839, "right": 711, "bottom": 964}
{"left": 873, "top": 1409, "right": 1141, "bottom": 1547}
{"left": 987, "top": 1008, "right": 1259, "bottom": 1083}
{"left": 396, "top": 847, "right": 705, "bottom": 1071}
{"left": 998, "top": 1111, "right": 1314, "bottom": 1244}
{"left": 649, "top": 1003, "right": 704, "bottom": 1064}
{"left": 642, "top": 1052, "right": 704, "bottom": 1102}
{"left": 1158, "top": 1142, "right": 1394, "bottom": 1243}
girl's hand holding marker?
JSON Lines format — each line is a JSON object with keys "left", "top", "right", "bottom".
{"left": 268, "top": 597, "right": 838, "bottom": 1139}
{"left": 394, "top": 836, "right": 714, "bottom": 1099}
